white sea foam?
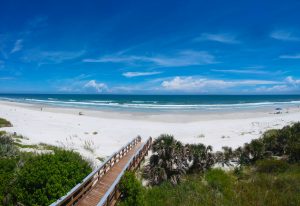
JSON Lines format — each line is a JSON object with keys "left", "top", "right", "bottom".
{"left": 12, "top": 98, "right": 300, "bottom": 111}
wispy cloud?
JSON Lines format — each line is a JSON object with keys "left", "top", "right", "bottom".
{"left": 23, "top": 50, "right": 85, "bottom": 64}
{"left": 11, "top": 39, "right": 23, "bottom": 53}
{"left": 27, "top": 16, "right": 48, "bottom": 29}
{"left": 270, "top": 30, "right": 300, "bottom": 41}
{"left": 279, "top": 54, "right": 300, "bottom": 59}
{"left": 122, "top": 71, "right": 162, "bottom": 78}
{"left": 0, "top": 76, "right": 15, "bottom": 80}
{"left": 83, "top": 50, "right": 217, "bottom": 67}
{"left": 161, "top": 76, "right": 281, "bottom": 91}
{"left": 195, "top": 33, "right": 240, "bottom": 44}
{"left": 211, "top": 69, "right": 267, "bottom": 74}
{"left": 0, "top": 60, "right": 4, "bottom": 68}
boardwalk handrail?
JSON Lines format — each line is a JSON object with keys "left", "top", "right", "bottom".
{"left": 51, "top": 136, "right": 142, "bottom": 206}
{"left": 97, "top": 137, "right": 152, "bottom": 206}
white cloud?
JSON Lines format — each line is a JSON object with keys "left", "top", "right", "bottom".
{"left": 285, "top": 76, "right": 300, "bottom": 85}
{"left": 279, "top": 54, "right": 300, "bottom": 59}
{"left": 84, "top": 80, "right": 108, "bottom": 92}
{"left": 161, "top": 76, "right": 279, "bottom": 91}
{"left": 122, "top": 71, "right": 162, "bottom": 78}
{"left": 11, "top": 39, "right": 23, "bottom": 53}
{"left": 0, "top": 77, "right": 14, "bottom": 80}
{"left": 211, "top": 69, "right": 267, "bottom": 74}
{"left": 270, "top": 30, "right": 300, "bottom": 41}
{"left": 195, "top": 33, "right": 240, "bottom": 44}
{"left": 23, "top": 50, "right": 85, "bottom": 64}
{"left": 83, "top": 50, "right": 216, "bottom": 67}
{"left": 256, "top": 76, "right": 300, "bottom": 93}
{"left": 256, "top": 85, "right": 290, "bottom": 93}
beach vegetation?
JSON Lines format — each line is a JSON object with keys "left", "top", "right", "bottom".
{"left": 119, "top": 123, "right": 300, "bottom": 206}
{"left": 255, "top": 159, "right": 289, "bottom": 173}
{"left": 0, "top": 118, "right": 12, "bottom": 128}
{"left": 143, "top": 134, "right": 190, "bottom": 185}
{"left": 0, "top": 132, "right": 92, "bottom": 206}
{"left": 97, "top": 156, "right": 106, "bottom": 162}
{"left": 0, "top": 134, "right": 19, "bottom": 157}
{"left": 83, "top": 139, "right": 95, "bottom": 153}
{"left": 12, "top": 149, "right": 91, "bottom": 205}
{"left": 234, "top": 122, "right": 300, "bottom": 164}
{"left": 119, "top": 171, "right": 145, "bottom": 206}
{"left": 138, "top": 164, "right": 300, "bottom": 206}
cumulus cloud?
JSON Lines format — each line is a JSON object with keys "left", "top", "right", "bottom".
{"left": 11, "top": 39, "right": 23, "bottom": 53}
{"left": 122, "top": 71, "right": 162, "bottom": 78}
{"left": 84, "top": 80, "right": 108, "bottom": 92}
{"left": 195, "top": 33, "right": 240, "bottom": 44}
{"left": 285, "top": 76, "right": 300, "bottom": 85}
{"left": 270, "top": 30, "right": 300, "bottom": 41}
{"left": 83, "top": 50, "right": 216, "bottom": 67}
{"left": 256, "top": 76, "right": 300, "bottom": 93}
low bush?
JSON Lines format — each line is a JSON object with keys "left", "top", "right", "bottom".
{"left": 0, "top": 134, "right": 92, "bottom": 206}
{"left": 12, "top": 149, "right": 92, "bottom": 205}
{"left": 255, "top": 159, "right": 289, "bottom": 173}
{"left": 119, "top": 171, "right": 145, "bottom": 206}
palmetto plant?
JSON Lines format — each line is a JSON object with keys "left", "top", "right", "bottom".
{"left": 0, "top": 134, "right": 19, "bottom": 157}
{"left": 188, "top": 144, "right": 215, "bottom": 173}
{"left": 144, "top": 134, "right": 190, "bottom": 185}
{"left": 215, "top": 146, "right": 235, "bottom": 167}
{"left": 144, "top": 135, "right": 216, "bottom": 185}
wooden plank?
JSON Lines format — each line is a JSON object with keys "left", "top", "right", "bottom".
{"left": 77, "top": 142, "right": 143, "bottom": 206}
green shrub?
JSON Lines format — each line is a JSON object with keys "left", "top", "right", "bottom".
{"left": 0, "top": 157, "right": 19, "bottom": 204}
{"left": 255, "top": 159, "right": 289, "bottom": 173}
{"left": 119, "top": 171, "right": 145, "bottom": 206}
{"left": 12, "top": 149, "right": 92, "bottom": 206}
{"left": 236, "top": 122, "right": 300, "bottom": 165}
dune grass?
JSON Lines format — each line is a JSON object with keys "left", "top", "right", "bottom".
{"left": 0, "top": 117, "right": 12, "bottom": 128}
{"left": 141, "top": 164, "right": 300, "bottom": 206}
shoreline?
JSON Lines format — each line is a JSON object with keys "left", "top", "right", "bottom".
{"left": 0, "top": 99, "right": 299, "bottom": 123}
{"left": 0, "top": 100, "right": 299, "bottom": 164}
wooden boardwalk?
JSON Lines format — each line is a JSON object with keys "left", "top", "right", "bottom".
{"left": 77, "top": 142, "right": 142, "bottom": 206}
{"left": 51, "top": 137, "right": 152, "bottom": 206}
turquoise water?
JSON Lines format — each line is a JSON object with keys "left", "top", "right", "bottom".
{"left": 0, "top": 94, "right": 300, "bottom": 113}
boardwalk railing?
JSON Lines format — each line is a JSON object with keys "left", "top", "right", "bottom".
{"left": 98, "top": 137, "right": 152, "bottom": 206}
{"left": 51, "top": 136, "right": 145, "bottom": 206}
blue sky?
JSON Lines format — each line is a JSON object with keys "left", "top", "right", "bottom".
{"left": 0, "top": 0, "right": 300, "bottom": 94}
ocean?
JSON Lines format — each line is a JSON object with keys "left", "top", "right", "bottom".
{"left": 0, "top": 94, "right": 300, "bottom": 113}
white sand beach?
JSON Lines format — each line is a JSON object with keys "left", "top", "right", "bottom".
{"left": 0, "top": 100, "right": 299, "bottom": 164}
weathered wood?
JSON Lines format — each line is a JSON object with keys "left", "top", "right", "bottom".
{"left": 51, "top": 136, "right": 152, "bottom": 206}
{"left": 97, "top": 138, "right": 152, "bottom": 206}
